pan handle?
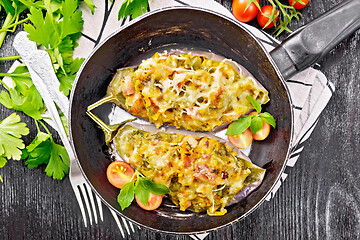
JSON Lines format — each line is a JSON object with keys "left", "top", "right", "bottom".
{"left": 270, "top": 0, "right": 360, "bottom": 80}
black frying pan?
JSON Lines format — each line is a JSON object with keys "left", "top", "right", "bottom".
{"left": 69, "top": 0, "right": 360, "bottom": 234}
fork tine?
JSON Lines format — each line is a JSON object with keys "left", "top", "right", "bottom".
{"left": 79, "top": 184, "right": 93, "bottom": 225}
{"left": 110, "top": 209, "right": 125, "bottom": 238}
{"left": 128, "top": 219, "right": 135, "bottom": 233}
{"left": 95, "top": 194, "right": 104, "bottom": 221}
{"left": 72, "top": 185, "right": 88, "bottom": 227}
{"left": 120, "top": 216, "right": 131, "bottom": 235}
{"left": 85, "top": 183, "right": 98, "bottom": 224}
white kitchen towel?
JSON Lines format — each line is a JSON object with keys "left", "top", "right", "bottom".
{"left": 5, "top": 0, "right": 333, "bottom": 239}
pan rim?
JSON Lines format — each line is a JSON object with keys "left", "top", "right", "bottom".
{"left": 69, "top": 5, "right": 294, "bottom": 235}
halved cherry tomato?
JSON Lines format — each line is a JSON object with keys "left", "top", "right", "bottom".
{"left": 106, "top": 161, "right": 135, "bottom": 189}
{"left": 228, "top": 127, "right": 253, "bottom": 149}
{"left": 249, "top": 112, "right": 271, "bottom": 140}
{"left": 257, "top": 5, "right": 278, "bottom": 29}
{"left": 135, "top": 193, "right": 163, "bottom": 211}
{"left": 232, "top": 0, "right": 260, "bottom": 23}
{"left": 289, "top": 0, "right": 309, "bottom": 9}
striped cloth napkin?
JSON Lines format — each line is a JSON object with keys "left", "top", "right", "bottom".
{"left": 11, "top": 0, "right": 331, "bottom": 239}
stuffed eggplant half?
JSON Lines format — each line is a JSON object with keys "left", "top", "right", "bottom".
{"left": 102, "top": 51, "right": 269, "bottom": 132}
{"left": 110, "top": 122, "right": 265, "bottom": 216}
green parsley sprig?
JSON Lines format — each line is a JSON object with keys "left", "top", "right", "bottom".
{"left": 0, "top": 64, "right": 69, "bottom": 180}
{"left": 0, "top": 0, "right": 94, "bottom": 181}
{"left": 226, "top": 96, "right": 276, "bottom": 136}
{"left": 117, "top": 170, "right": 169, "bottom": 210}
{"left": 0, "top": 64, "right": 46, "bottom": 120}
{"left": 0, "top": 0, "right": 95, "bottom": 49}
{"left": 117, "top": 0, "right": 148, "bottom": 20}
{"left": 21, "top": 121, "right": 70, "bottom": 180}
{"left": 0, "top": 113, "right": 29, "bottom": 182}
{"left": 24, "top": 0, "right": 85, "bottom": 96}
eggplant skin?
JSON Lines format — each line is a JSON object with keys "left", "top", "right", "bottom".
{"left": 112, "top": 124, "right": 266, "bottom": 216}
{"left": 106, "top": 51, "right": 269, "bottom": 131}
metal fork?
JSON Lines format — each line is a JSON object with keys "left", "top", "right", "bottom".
{"left": 69, "top": 156, "right": 136, "bottom": 238}
{"left": 13, "top": 31, "right": 136, "bottom": 239}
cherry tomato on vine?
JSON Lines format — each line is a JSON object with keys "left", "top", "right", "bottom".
{"left": 135, "top": 193, "right": 163, "bottom": 211}
{"left": 289, "top": 0, "right": 309, "bottom": 9}
{"left": 257, "top": 5, "right": 279, "bottom": 29}
{"left": 106, "top": 161, "right": 135, "bottom": 189}
{"left": 232, "top": 0, "right": 260, "bottom": 23}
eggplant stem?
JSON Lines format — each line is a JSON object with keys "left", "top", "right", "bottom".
{"left": 87, "top": 95, "right": 117, "bottom": 111}
{"left": 86, "top": 110, "right": 112, "bottom": 134}
{"left": 86, "top": 95, "right": 136, "bottom": 144}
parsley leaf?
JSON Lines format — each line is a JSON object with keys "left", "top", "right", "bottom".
{"left": 0, "top": 156, "right": 6, "bottom": 182}
{"left": 0, "top": 0, "right": 15, "bottom": 15}
{"left": 118, "top": 181, "right": 135, "bottom": 210}
{"left": 0, "top": 113, "right": 29, "bottom": 161}
{"left": 45, "top": 140, "right": 70, "bottom": 180}
{"left": 24, "top": 7, "right": 55, "bottom": 47}
{"left": 10, "top": 64, "right": 33, "bottom": 94}
{"left": 0, "top": 65, "right": 46, "bottom": 120}
{"left": 24, "top": 0, "right": 85, "bottom": 96}
{"left": 61, "top": 0, "right": 84, "bottom": 37}
{"left": 83, "top": 0, "right": 96, "bottom": 14}
{"left": 118, "top": 0, "right": 148, "bottom": 20}
{"left": 21, "top": 131, "right": 52, "bottom": 168}
{"left": 0, "top": 156, "right": 7, "bottom": 168}
{"left": 21, "top": 130, "right": 70, "bottom": 180}
{"left": 57, "top": 57, "right": 84, "bottom": 96}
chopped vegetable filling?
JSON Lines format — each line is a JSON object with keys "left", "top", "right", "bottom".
{"left": 107, "top": 52, "right": 269, "bottom": 131}
{"left": 113, "top": 125, "right": 265, "bottom": 216}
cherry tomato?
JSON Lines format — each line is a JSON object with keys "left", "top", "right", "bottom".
{"left": 232, "top": 0, "right": 260, "bottom": 23}
{"left": 228, "top": 127, "right": 253, "bottom": 149}
{"left": 289, "top": 0, "right": 309, "bottom": 9}
{"left": 135, "top": 193, "right": 163, "bottom": 211}
{"left": 106, "top": 161, "right": 135, "bottom": 189}
{"left": 249, "top": 112, "right": 271, "bottom": 140}
{"left": 257, "top": 5, "right": 279, "bottom": 29}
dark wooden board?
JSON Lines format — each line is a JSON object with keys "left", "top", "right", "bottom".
{"left": 1, "top": 0, "right": 359, "bottom": 239}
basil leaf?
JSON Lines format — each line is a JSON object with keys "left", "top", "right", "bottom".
{"left": 259, "top": 112, "right": 276, "bottom": 128}
{"left": 246, "top": 96, "right": 261, "bottom": 113}
{"left": 225, "top": 115, "right": 252, "bottom": 135}
{"left": 146, "top": 180, "right": 169, "bottom": 195}
{"left": 250, "top": 116, "right": 263, "bottom": 134}
{"left": 135, "top": 178, "right": 150, "bottom": 206}
{"left": 117, "top": 181, "right": 135, "bottom": 210}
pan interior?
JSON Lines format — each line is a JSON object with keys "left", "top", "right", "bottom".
{"left": 69, "top": 8, "right": 292, "bottom": 234}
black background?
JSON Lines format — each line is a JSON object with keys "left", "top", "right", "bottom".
{"left": 1, "top": 0, "right": 359, "bottom": 239}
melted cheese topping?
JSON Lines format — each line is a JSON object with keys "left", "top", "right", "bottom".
{"left": 108, "top": 52, "right": 269, "bottom": 131}
{"left": 114, "top": 125, "right": 265, "bottom": 216}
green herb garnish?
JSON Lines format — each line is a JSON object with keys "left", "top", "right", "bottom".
{"left": 225, "top": 96, "right": 276, "bottom": 136}
{"left": 118, "top": 0, "right": 148, "bottom": 20}
{"left": 117, "top": 170, "right": 169, "bottom": 210}
{"left": 21, "top": 128, "right": 70, "bottom": 180}
{"left": 0, "top": 113, "right": 29, "bottom": 182}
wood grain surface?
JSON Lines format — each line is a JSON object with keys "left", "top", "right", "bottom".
{"left": 1, "top": 0, "right": 359, "bottom": 239}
